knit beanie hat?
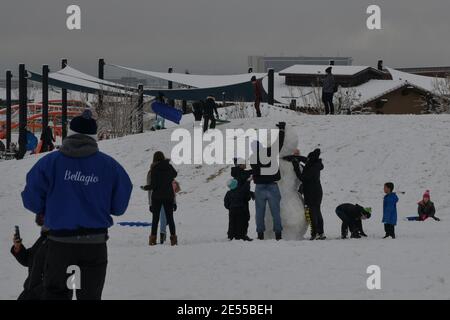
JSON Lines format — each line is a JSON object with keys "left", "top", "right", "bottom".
{"left": 227, "top": 179, "right": 238, "bottom": 190}
{"left": 69, "top": 109, "right": 97, "bottom": 137}
{"left": 363, "top": 207, "right": 372, "bottom": 219}
{"left": 423, "top": 190, "right": 430, "bottom": 199}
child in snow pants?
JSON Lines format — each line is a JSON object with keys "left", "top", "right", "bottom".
{"left": 383, "top": 182, "right": 398, "bottom": 239}
{"left": 224, "top": 179, "right": 252, "bottom": 241}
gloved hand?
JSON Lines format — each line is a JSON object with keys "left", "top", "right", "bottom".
{"left": 276, "top": 122, "right": 286, "bottom": 130}
{"left": 173, "top": 203, "right": 177, "bottom": 212}
{"left": 140, "top": 186, "right": 146, "bottom": 191}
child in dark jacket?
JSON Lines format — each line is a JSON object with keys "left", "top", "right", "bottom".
{"left": 383, "top": 182, "right": 399, "bottom": 239}
{"left": 224, "top": 179, "right": 253, "bottom": 241}
{"left": 409, "top": 190, "right": 440, "bottom": 221}
{"left": 10, "top": 215, "right": 48, "bottom": 300}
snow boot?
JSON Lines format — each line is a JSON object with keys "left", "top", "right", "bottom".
{"left": 341, "top": 234, "right": 347, "bottom": 239}
{"left": 160, "top": 233, "right": 166, "bottom": 244}
{"left": 383, "top": 234, "right": 390, "bottom": 239}
{"left": 359, "top": 231, "right": 368, "bottom": 237}
{"left": 275, "top": 232, "right": 282, "bottom": 241}
{"left": 350, "top": 233, "right": 361, "bottom": 239}
{"left": 316, "top": 234, "right": 326, "bottom": 240}
{"left": 309, "top": 234, "right": 317, "bottom": 241}
{"left": 170, "top": 235, "right": 178, "bottom": 246}
{"left": 242, "top": 236, "right": 253, "bottom": 242}
{"left": 257, "top": 232, "right": 264, "bottom": 240}
{"left": 149, "top": 235, "right": 157, "bottom": 246}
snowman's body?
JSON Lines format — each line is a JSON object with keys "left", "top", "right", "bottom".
{"left": 263, "top": 126, "right": 308, "bottom": 240}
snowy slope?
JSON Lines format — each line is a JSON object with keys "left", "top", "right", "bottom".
{"left": 1, "top": 105, "right": 450, "bottom": 299}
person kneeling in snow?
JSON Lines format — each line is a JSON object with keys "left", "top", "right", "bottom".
{"left": 335, "top": 204, "right": 371, "bottom": 239}
{"left": 10, "top": 214, "right": 48, "bottom": 300}
{"left": 224, "top": 179, "right": 253, "bottom": 241}
{"left": 409, "top": 190, "right": 440, "bottom": 221}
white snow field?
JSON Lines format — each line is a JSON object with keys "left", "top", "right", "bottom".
{"left": 1, "top": 104, "right": 450, "bottom": 300}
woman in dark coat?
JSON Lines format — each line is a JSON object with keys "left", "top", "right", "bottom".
{"left": 142, "top": 151, "right": 178, "bottom": 246}
{"left": 294, "top": 148, "right": 326, "bottom": 240}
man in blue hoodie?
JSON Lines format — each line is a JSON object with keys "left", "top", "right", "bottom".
{"left": 21, "top": 110, "right": 133, "bottom": 300}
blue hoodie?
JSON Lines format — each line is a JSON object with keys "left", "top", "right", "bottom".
{"left": 383, "top": 192, "right": 398, "bottom": 225}
{"left": 21, "top": 135, "right": 133, "bottom": 231}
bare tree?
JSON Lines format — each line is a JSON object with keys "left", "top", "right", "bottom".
{"left": 334, "top": 87, "right": 362, "bottom": 114}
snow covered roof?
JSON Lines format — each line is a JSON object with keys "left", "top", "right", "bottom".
{"left": 279, "top": 65, "right": 381, "bottom": 76}
{"left": 110, "top": 64, "right": 266, "bottom": 89}
{"left": 387, "top": 67, "right": 444, "bottom": 92}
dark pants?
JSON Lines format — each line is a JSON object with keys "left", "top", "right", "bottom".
{"left": 254, "top": 100, "right": 262, "bottom": 117}
{"left": 384, "top": 224, "right": 395, "bottom": 238}
{"left": 309, "top": 204, "right": 324, "bottom": 236}
{"left": 336, "top": 210, "right": 360, "bottom": 237}
{"left": 322, "top": 92, "right": 335, "bottom": 115}
{"left": 151, "top": 199, "right": 176, "bottom": 236}
{"left": 43, "top": 240, "right": 107, "bottom": 300}
{"left": 228, "top": 207, "right": 249, "bottom": 239}
{"left": 203, "top": 115, "right": 216, "bottom": 132}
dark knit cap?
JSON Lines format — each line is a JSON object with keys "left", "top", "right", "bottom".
{"left": 70, "top": 109, "right": 97, "bottom": 135}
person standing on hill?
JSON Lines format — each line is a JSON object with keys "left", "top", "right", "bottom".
{"left": 322, "top": 67, "right": 336, "bottom": 115}
{"left": 299, "top": 148, "right": 326, "bottom": 240}
{"left": 142, "top": 151, "right": 178, "bottom": 246}
{"left": 40, "top": 124, "right": 56, "bottom": 153}
{"left": 21, "top": 110, "right": 133, "bottom": 300}
{"left": 382, "top": 182, "right": 398, "bottom": 239}
{"left": 251, "top": 76, "right": 262, "bottom": 117}
{"left": 203, "top": 96, "right": 219, "bottom": 132}
{"left": 251, "top": 122, "right": 286, "bottom": 241}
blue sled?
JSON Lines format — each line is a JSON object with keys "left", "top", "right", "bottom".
{"left": 151, "top": 102, "right": 183, "bottom": 124}
{"left": 117, "top": 221, "right": 152, "bottom": 227}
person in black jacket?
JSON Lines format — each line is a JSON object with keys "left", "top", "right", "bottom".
{"left": 251, "top": 122, "right": 286, "bottom": 241}
{"left": 224, "top": 179, "right": 253, "bottom": 241}
{"left": 192, "top": 100, "right": 204, "bottom": 123}
{"left": 142, "top": 151, "right": 178, "bottom": 246}
{"left": 298, "top": 148, "right": 326, "bottom": 240}
{"left": 203, "top": 96, "right": 219, "bottom": 132}
{"left": 229, "top": 158, "right": 254, "bottom": 241}
{"left": 10, "top": 214, "right": 48, "bottom": 300}
{"left": 40, "top": 125, "right": 55, "bottom": 153}
{"left": 335, "top": 204, "right": 372, "bottom": 239}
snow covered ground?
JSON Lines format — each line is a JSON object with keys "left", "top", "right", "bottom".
{"left": 1, "top": 105, "right": 450, "bottom": 299}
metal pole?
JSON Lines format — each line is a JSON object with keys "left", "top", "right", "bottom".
{"left": 5, "top": 70, "right": 12, "bottom": 150}
{"left": 98, "top": 58, "right": 105, "bottom": 113}
{"left": 61, "top": 59, "right": 68, "bottom": 139}
{"left": 18, "top": 64, "right": 27, "bottom": 158}
{"left": 138, "top": 84, "right": 144, "bottom": 133}
{"left": 268, "top": 68, "right": 274, "bottom": 105}
{"left": 42, "top": 65, "right": 49, "bottom": 129}
{"left": 168, "top": 67, "right": 174, "bottom": 106}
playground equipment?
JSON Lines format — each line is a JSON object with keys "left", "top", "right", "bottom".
{"left": 0, "top": 100, "right": 85, "bottom": 139}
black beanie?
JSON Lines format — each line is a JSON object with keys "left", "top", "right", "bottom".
{"left": 70, "top": 109, "right": 97, "bottom": 135}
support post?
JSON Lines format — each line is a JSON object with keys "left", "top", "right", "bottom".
{"left": 42, "top": 65, "right": 49, "bottom": 129}
{"left": 5, "top": 70, "right": 12, "bottom": 150}
{"left": 268, "top": 68, "right": 274, "bottom": 105}
{"left": 18, "top": 64, "right": 27, "bottom": 159}
{"left": 61, "top": 59, "right": 68, "bottom": 139}
{"left": 98, "top": 58, "right": 105, "bottom": 113}
{"left": 137, "top": 84, "right": 144, "bottom": 133}
{"left": 168, "top": 67, "right": 174, "bottom": 106}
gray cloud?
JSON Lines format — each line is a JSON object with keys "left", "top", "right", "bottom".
{"left": 1, "top": 0, "right": 449, "bottom": 77}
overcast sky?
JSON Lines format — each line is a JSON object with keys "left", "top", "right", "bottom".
{"left": 1, "top": 0, "right": 449, "bottom": 77}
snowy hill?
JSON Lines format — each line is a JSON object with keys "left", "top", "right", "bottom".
{"left": 1, "top": 105, "right": 450, "bottom": 299}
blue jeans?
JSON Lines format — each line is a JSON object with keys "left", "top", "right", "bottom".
{"left": 255, "top": 184, "right": 282, "bottom": 233}
{"left": 160, "top": 207, "right": 168, "bottom": 234}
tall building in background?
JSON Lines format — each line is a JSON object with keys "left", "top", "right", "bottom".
{"left": 248, "top": 56, "right": 353, "bottom": 72}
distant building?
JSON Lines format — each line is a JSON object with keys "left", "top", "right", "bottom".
{"left": 274, "top": 63, "right": 444, "bottom": 115}
{"left": 248, "top": 56, "right": 353, "bottom": 73}
{"left": 396, "top": 66, "right": 450, "bottom": 78}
